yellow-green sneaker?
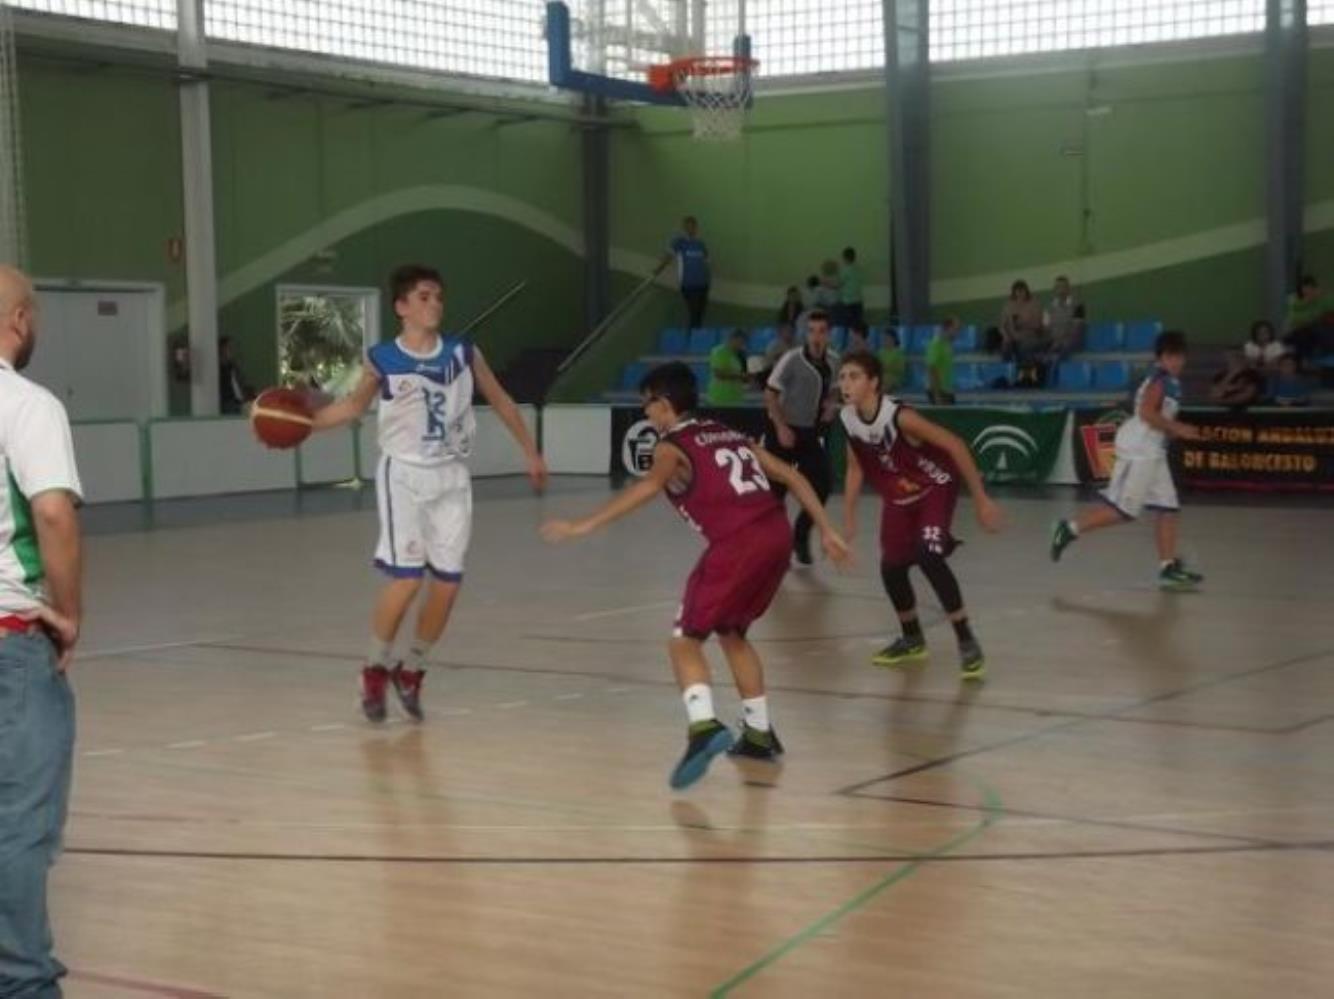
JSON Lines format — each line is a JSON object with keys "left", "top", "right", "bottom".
{"left": 872, "top": 635, "right": 928, "bottom": 668}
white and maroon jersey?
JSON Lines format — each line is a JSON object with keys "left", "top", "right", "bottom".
{"left": 840, "top": 396, "right": 956, "bottom": 505}
{"left": 661, "top": 418, "right": 782, "bottom": 542}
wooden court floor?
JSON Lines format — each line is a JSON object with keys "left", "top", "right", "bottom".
{"left": 54, "top": 479, "right": 1333, "bottom": 998}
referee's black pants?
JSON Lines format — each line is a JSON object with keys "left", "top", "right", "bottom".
{"left": 766, "top": 425, "right": 832, "bottom": 559}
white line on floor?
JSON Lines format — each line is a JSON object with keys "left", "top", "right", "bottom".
{"left": 310, "top": 723, "right": 347, "bottom": 732}
{"left": 573, "top": 600, "right": 676, "bottom": 622}
{"left": 82, "top": 748, "right": 125, "bottom": 758}
{"left": 233, "top": 732, "right": 276, "bottom": 742}
{"left": 166, "top": 740, "right": 207, "bottom": 750}
{"left": 79, "top": 634, "right": 248, "bottom": 661}
{"left": 554, "top": 693, "right": 584, "bottom": 701}
{"left": 496, "top": 701, "right": 528, "bottom": 710}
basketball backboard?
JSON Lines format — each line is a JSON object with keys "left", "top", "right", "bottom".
{"left": 546, "top": 1, "right": 749, "bottom": 107}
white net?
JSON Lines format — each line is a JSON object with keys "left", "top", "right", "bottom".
{"left": 0, "top": 2, "right": 23, "bottom": 266}
{"left": 672, "top": 57, "right": 754, "bottom": 142}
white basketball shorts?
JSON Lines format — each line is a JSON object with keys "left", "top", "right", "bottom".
{"left": 1100, "top": 454, "right": 1179, "bottom": 519}
{"left": 373, "top": 455, "right": 472, "bottom": 581}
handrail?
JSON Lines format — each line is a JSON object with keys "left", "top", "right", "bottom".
{"left": 459, "top": 279, "right": 528, "bottom": 337}
{"left": 556, "top": 258, "right": 670, "bottom": 375}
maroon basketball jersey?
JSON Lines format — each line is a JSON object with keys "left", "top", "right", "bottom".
{"left": 840, "top": 397, "right": 957, "bottom": 504}
{"left": 662, "top": 418, "right": 782, "bottom": 541}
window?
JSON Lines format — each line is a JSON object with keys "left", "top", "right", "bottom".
{"left": 277, "top": 285, "right": 378, "bottom": 397}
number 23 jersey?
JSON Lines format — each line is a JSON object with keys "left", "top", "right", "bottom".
{"left": 661, "top": 419, "right": 782, "bottom": 543}
{"left": 368, "top": 335, "right": 477, "bottom": 466}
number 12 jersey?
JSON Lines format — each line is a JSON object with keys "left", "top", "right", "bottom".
{"left": 368, "top": 335, "right": 477, "bottom": 466}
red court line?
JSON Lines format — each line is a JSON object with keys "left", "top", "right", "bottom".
{"left": 69, "top": 970, "right": 226, "bottom": 999}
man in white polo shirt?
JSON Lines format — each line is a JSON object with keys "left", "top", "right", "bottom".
{"left": 0, "top": 265, "right": 82, "bottom": 998}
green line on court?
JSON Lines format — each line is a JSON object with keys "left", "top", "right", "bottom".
{"left": 709, "top": 783, "right": 1003, "bottom": 998}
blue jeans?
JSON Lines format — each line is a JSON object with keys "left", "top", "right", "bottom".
{"left": 0, "top": 632, "right": 74, "bottom": 999}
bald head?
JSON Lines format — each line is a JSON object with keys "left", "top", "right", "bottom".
{"left": 0, "top": 265, "right": 36, "bottom": 369}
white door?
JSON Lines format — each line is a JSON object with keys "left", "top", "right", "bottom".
{"left": 27, "top": 289, "right": 153, "bottom": 421}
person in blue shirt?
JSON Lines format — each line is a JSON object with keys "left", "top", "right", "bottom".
{"left": 666, "top": 215, "right": 711, "bottom": 329}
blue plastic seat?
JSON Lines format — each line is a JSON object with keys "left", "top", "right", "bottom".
{"left": 908, "top": 324, "right": 937, "bottom": 354}
{"left": 688, "top": 328, "right": 720, "bottom": 354}
{"left": 747, "top": 327, "right": 776, "bottom": 354}
{"left": 1054, "top": 361, "right": 1094, "bottom": 391}
{"left": 658, "top": 327, "right": 689, "bottom": 355}
{"left": 1124, "top": 320, "right": 1162, "bottom": 353}
{"left": 1094, "top": 360, "right": 1132, "bottom": 391}
{"left": 953, "top": 325, "right": 979, "bottom": 352}
{"left": 1086, "top": 321, "right": 1124, "bottom": 353}
{"left": 620, "top": 361, "right": 649, "bottom": 390}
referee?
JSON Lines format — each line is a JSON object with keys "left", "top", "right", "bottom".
{"left": 764, "top": 309, "right": 840, "bottom": 566}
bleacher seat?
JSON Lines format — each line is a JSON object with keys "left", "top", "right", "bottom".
{"left": 658, "top": 327, "right": 689, "bottom": 355}
{"left": 903, "top": 363, "right": 926, "bottom": 391}
{"left": 688, "top": 328, "right": 720, "bottom": 354}
{"left": 1124, "top": 320, "right": 1162, "bottom": 353}
{"left": 974, "top": 361, "right": 1016, "bottom": 389}
{"left": 865, "top": 327, "right": 883, "bottom": 351}
{"left": 1054, "top": 361, "right": 1094, "bottom": 391}
{"left": 953, "top": 363, "right": 982, "bottom": 392}
{"left": 747, "top": 326, "right": 776, "bottom": 353}
{"left": 953, "top": 325, "right": 979, "bottom": 352}
{"left": 908, "top": 325, "right": 936, "bottom": 354}
{"left": 1093, "top": 360, "right": 1132, "bottom": 391}
{"left": 830, "top": 326, "right": 848, "bottom": 351}
{"left": 620, "top": 361, "right": 649, "bottom": 390}
{"left": 690, "top": 362, "right": 711, "bottom": 388}
{"left": 1086, "top": 321, "right": 1124, "bottom": 353}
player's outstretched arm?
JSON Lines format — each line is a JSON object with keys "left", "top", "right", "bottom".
{"left": 897, "top": 409, "right": 1003, "bottom": 533}
{"left": 842, "top": 441, "right": 863, "bottom": 539}
{"left": 310, "top": 364, "right": 379, "bottom": 431}
{"left": 541, "top": 443, "right": 679, "bottom": 543}
{"left": 755, "top": 446, "right": 851, "bottom": 567}
{"left": 471, "top": 347, "right": 548, "bottom": 491}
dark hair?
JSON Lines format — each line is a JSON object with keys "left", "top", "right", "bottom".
{"left": 805, "top": 275, "right": 819, "bottom": 288}
{"left": 1299, "top": 274, "right": 1317, "bottom": 289}
{"left": 840, "top": 351, "right": 882, "bottom": 388}
{"left": 849, "top": 320, "right": 869, "bottom": 338}
{"left": 1249, "top": 319, "right": 1275, "bottom": 342}
{"left": 639, "top": 361, "right": 698, "bottom": 414}
{"left": 728, "top": 327, "right": 747, "bottom": 342}
{"left": 806, "top": 309, "right": 831, "bottom": 327}
{"left": 218, "top": 335, "right": 232, "bottom": 347}
{"left": 683, "top": 215, "right": 698, "bottom": 226}
{"left": 1010, "top": 279, "right": 1031, "bottom": 299}
{"left": 842, "top": 246, "right": 856, "bottom": 262}
{"left": 390, "top": 264, "right": 444, "bottom": 303}
{"left": 1155, "top": 330, "right": 1188, "bottom": 357}
{"left": 786, "top": 285, "right": 799, "bottom": 296}
{"left": 882, "top": 327, "right": 901, "bottom": 347}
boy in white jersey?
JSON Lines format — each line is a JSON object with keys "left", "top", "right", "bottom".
{"left": 311, "top": 265, "right": 547, "bottom": 721}
{"left": 1050, "top": 330, "right": 1204, "bottom": 590}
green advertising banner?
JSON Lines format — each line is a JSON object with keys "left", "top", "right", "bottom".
{"left": 921, "top": 407, "right": 1068, "bottom": 483}
{"left": 828, "top": 407, "right": 1068, "bottom": 485}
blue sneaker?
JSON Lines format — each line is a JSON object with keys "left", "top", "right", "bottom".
{"left": 669, "top": 720, "right": 733, "bottom": 790}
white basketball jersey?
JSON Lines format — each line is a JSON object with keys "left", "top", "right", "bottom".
{"left": 368, "top": 336, "right": 476, "bottom": 466}
{"left": 1115, "top": 366, "right": 1181, "bottom": 459}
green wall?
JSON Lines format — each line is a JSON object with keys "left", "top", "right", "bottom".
{"left": 17, "top": 38, "right": 1334, "bottom": 407}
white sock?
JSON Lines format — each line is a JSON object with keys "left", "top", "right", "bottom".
{"left": 741, "top": 696, "right": 770, "bottom": 732}
{"left": 1066, "top": 520, "right": 1080, "bottom": 536}
{"left": 404, "top": 639, "right": 432, "bottom": 672}
{"left": 367, "top": 637, "right": 393, "bottom": 667}
{"left": 682, "top": 684, "right": 714, "bottom": 725}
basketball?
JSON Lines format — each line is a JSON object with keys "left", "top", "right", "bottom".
{"left": 250, "top": 387, "right": 313, "bottom": 449}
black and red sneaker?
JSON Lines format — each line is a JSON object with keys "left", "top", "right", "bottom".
{"left": 390, "top": 664, "right": 425, "bottom": 722}
{"left": 360, "top": 665, "right": 390, "bottom": 722}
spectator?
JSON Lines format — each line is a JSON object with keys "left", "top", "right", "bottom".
{"left": 1000, "top": 279, "right": 1048, "bottom": 365}
{"left": 1209, "top": 351, "right": 1265, "bottom": 409}
{"left": 1282, "top": 275, "right": 1334, "bottom": 366}
{"left": 1269, "top": 354, "right": 1313, "bottom": 407}
{"left": 777, "top": 286, "right": 803, "bottom": 326}
{"left": 665, "top": 215, "right": 711, "bottom": 329}
{"left": 878, "top": 327, "right": 907, "bottom": 394}
{"left": 1243, "top": 320, "right": 1286, "bottom": 370}
{"left": 763, "top": 322, "right": 797, "bottom": 378}
{"left": 845, "top": 320, "right": 871, "bottom": 355}
{"left": 801, "top": 274, "right": 820, "bottom": 310}
{"left": 218, "top": 335, "right": 255, "bottom": 414}
{"left": 1044, "top": 275, "right": 1086, "bottom": 359}
{"left": 836, "top": 246, "right": 864, "bottom": 327}
{"left": 0, "top": 265, "right": 83, "bottom": 999}
{"left": 926, "top": 318, "right": 960, "bottom": 405}
{"left": 815, "top": 260, "right": 840, "bottom": 311}
{"left": 705, "top": 329, "right": 749, "bottom": 406}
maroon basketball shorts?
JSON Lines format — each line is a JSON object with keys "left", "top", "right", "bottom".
{"left": 878, "top": 485, "right": 959, "bottom": 566}
{"left": 675, "top": 508, "right": 791, "bottom": 640}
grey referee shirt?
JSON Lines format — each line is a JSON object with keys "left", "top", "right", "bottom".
{"left": 766, "top": 346, "right": 840, "bottom": 429}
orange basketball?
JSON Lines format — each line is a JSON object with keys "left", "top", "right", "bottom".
{"left": 250, "top": 387, "right": 314, "bottom": 450}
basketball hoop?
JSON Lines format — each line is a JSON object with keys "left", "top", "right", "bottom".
{"left": 648, "top": 55, "right": 757, "bottom": 142}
